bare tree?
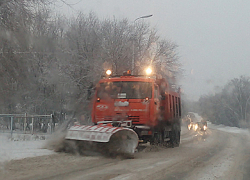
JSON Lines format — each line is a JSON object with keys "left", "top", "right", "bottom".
{"left": 0, "top": 3, "right": 182, "bottom": 120}
{"left": 198, "top": 76, "right": 250, "bottom": 127}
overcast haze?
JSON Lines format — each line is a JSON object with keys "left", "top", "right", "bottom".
{"left": 56, "top": 0, "right": 250, "bottom": 100}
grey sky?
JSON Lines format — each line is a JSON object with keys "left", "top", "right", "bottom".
{"left": 56, "top": 0, "right": 250, "bottom": 100}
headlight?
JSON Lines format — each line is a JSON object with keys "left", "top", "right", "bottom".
{"left": 106, "top": 69, "right": 112, "bottom": 75}
{"left": 203, "top": 125, "right": 207, "bottom": 130}
{"left": 194, "top": 124, "right": 198, "bottom": 131}
{"left": 146, "top": 67, "right": 152, "bottom": 75}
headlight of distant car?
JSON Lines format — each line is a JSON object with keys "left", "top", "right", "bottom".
{"left": 203, "top": 125, "right": 207, "bottom": 130}
{"left": 194, "top": 124, "right": 198, "bottom": 131}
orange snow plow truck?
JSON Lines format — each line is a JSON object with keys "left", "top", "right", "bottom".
{"left": 65, "top": 69, "right": 181, "bottom": 156}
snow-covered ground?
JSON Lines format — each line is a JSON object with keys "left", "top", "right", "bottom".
{"left": 0, "top": 121, "right": 249, "bottom": 163}
{"left": 208, "top": 121, "right": 250, "bottom": 134}
{"left": 1, "top": 123, "right": 250, "bottom": 180}
{"left": 0, "top": 133, "right": 54, "bottom": 163}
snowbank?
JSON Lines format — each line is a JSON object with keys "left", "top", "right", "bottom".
{"left": 208, "top": 121, "right": 250, "bottom": 134}
{"left": 0, "top": 133, "right": 54, "bottom": 163}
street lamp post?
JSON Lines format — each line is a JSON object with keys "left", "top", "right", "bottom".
{"left": 132, "top": 14, "right": 153, "bottom": 75}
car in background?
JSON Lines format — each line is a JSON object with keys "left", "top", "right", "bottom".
{"left": 193, "top": 121, "right": 207, "bottom": 131}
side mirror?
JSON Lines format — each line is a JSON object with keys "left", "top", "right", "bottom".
{"left": 87, "top": 87, "right": 95, "bottom": 100}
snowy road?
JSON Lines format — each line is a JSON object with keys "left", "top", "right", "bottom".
{"left": 1, "top": 125, "right": 250, "bottom": 180}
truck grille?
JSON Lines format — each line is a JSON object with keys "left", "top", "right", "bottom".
{"left": 104, "top": 116, "right": 113, "bottom": 121}
{"left": 128, "top": 116, "right": 139, "bottom": 122}
{"left": 103, "top": 115, "right": 140, "bottom": 122}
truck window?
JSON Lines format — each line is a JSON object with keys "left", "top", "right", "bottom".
{"left": 97, "top": 81, "right": 152, "bottom": 99}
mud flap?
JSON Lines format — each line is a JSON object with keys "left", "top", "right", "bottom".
{"left": 169, "top": 124, "right": 180, "bottom": 147}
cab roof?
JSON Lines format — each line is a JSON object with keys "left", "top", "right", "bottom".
{"left": 99, "top": 76, "right": 156, "bottom": 83}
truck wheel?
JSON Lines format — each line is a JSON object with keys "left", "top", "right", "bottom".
{"left": 149, "top": 133, "right": 158, "bottom": 145}
{"left": 150, "top": 131, "right": 164, "bottom": 145}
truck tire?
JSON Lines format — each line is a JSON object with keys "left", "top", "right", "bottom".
{"left": 150, "top": 130, "right": 165, "bottom": 145}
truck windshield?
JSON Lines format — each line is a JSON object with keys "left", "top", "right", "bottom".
{"left": 97, "top": 81, "right": 152, "bottom": 99}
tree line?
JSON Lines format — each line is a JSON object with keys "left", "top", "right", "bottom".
{"left": 198, "top": 76, "right": 250, "bottom": 128}
{"left": 0, "top": 1, "right": 181, "bottom": 120}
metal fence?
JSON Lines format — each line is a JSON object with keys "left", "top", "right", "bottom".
{"left": 0, "top": 114, "right": 55, "bottom": 138}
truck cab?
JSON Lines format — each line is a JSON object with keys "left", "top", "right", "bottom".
{"left": 92, "top": 70, "right": 181, "bottom": 146}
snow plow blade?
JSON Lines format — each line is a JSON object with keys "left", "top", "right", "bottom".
{"left": 65, "top": 125, "right": 138, "bottom": 156}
